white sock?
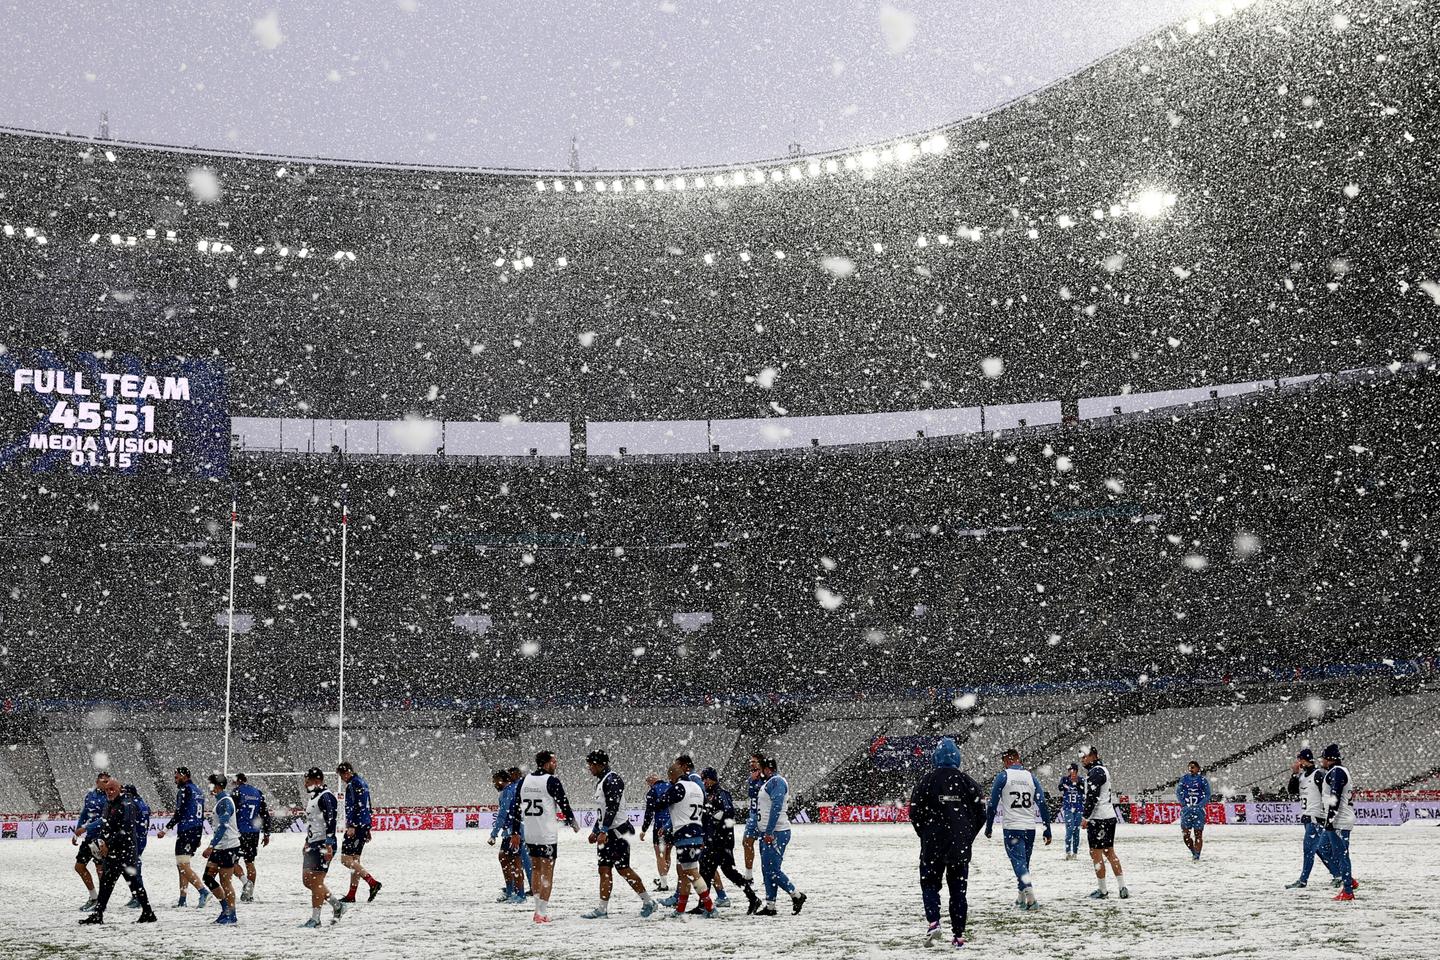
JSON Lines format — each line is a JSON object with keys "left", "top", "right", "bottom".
{"left": 1116, "top": 872, "right": 1127, "bottom": 889}
{"left": 538, "top": 898, "right": 549, "bottom": 917}
{"left": 311, "top": 907, "right": 322, "bottom": 921}
{"left": 1098, "top": 875, "right": 1109, "bottom": 894}
{"left": 641, "top": 890, "right": 654, "bottom": 904}
{"left": 326, "top": 894, "right": 338, "bottom": 907}
{"left": 596, "top": 898, "right": 608, "bottom": 912}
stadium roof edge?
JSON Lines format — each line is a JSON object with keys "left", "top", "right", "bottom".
{"left": 0, "top": 7, "right": 1208, "bottom": 181}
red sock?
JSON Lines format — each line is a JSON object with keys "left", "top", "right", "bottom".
{"left": 364, "top": 874, "right": 377, "bottom": 886}
{"left": 674, "top": 895, "right": 687, "bottom": 913}
{"left": 347, "top": 879, "right": 359, "bottom": 896}
{"left": 700, "top": 891, "right": 714, "bottom": 911}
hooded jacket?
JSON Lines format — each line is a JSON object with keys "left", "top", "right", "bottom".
{"left": 908, "top": 738, "right": 986, "bottom": 861}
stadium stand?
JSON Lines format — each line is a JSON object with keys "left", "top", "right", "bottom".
{"left": 1, "top": 0, "right": 1436, "bottom": 815}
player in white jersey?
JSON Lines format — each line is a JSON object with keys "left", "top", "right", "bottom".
{"left": 299, "top": 767, "right": 346, "bottom": 927}
{"left": 581, "top": 750, "right": 657, "bottom": 919}
{"left": 984, "top": 748, "right": 1053, "bottom": 910}
{"left": 755, "top": 755, "right": 806, "bottom": 916}
{"left": 200, "top": 773, "right": 242, "bottom": 925}
{"left": 507, "top": 751, "right": 579, "bottom": 923}
{"left": 1080, "top": 747, "right": 1128, "bottom": 900}
{"left": 1285, "top": 747, "right": 1338, "bottom": 889}
{"left": 647, "top": 761, "right": 715, "bottom": 918}
{"left": 1319, "top": 743, "right": 1359, "bottom": 900}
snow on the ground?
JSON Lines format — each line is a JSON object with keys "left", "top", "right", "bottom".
{"left": 1, "top": 824, "right": 1436, "bottom": 959}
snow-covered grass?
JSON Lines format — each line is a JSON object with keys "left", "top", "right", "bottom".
{"left": 1, "top": 824, "right": 1435, "bottom": 959}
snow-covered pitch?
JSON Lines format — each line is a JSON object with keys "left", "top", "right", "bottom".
{"left": 1, "top": 824, "right": 1435, "bottom": 959}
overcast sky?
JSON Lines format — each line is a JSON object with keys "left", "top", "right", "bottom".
{"left": 0, "top": 0, "right": 1213, "bottom": 170}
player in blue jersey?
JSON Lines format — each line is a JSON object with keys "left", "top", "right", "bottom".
{"left": 231, "top": 773, "right": 271, "bottom": 902}
{"left": 985, "top": 748, "right": 1052, "bottom": 910}
{"left": 641, "top": 776, "right": 674, "bottom": 892}
{"left": 489, "top": 770, "right": 525, "bottom": 902}
{"left": 336, "top": 761, "right": 383, "bottom": 903}
{"left": 1057, "top": 764, "right": 1085, "bottom": 860}
{"left": 507, "top": 766, "right": 534, "bottom": 895}
{"left": 200, "top": 773, "right": 241, "bottom": 924}
{"left": 756, "top": 755, "right": 806, "bottom": 916}
{"left": 155, "top": 766, "right": 207, "bottom": 907}
{"left": 123, "top": 783, "right": 152, "bottom": 909}
{"left": 71, "top": 771, "right": 110, "bottom": 912}
{"left": 1176, "top": 761, "right": 1213, "bottom": 861}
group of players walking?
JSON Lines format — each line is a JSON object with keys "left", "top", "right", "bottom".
{"left": 486, "top": 749, "right": 806, "bottom": 923}
{"left": 69, "top": 762, "right": 382, "bottom": 927}
{"left": 64, "top": 737, "right": 1362, "bottom": 945}
{"left": 909, "top": 739, "right": 1362, "bottom": 949}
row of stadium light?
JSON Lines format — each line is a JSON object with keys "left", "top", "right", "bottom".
{"left": 71, "top": 228, "right": 355, "bottom": 262}
{"left": 1, "top": 224, "right": 49, "bottom": 245}
{"left": 534, "top": 134, "right": 949, "bottom": 195}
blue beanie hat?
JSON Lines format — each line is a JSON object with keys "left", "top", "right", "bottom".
{"left": 933, "top": 737, "right": 962, "bottom": 769}
{"left": 1297, "top": 748, "right": 1314, "bottom": 762}
{"left": 1322, "top": 743, "right": 1341, "bottom": 761}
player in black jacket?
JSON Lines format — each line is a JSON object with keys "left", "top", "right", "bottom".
{"left": 696, "top": 768, "right": 763, "bottom": 914}
{"left": 909, "top": 737, "right": 985, "bottom": 948}
{"left": 79, "top": 778, "right": 156, "bottom": 925}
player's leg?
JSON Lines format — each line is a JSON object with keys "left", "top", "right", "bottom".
{"left": 81, "top": 860, "right": 119, "bottom": 922}
{"left": 1192, "top": 824, "right": 1204, "bottom": 858}
{"left": 918, "top": 850, "right": 944, "bottom": 944}
{"left": 759, "top": 831, "right": 801, "bottom": 912}
{"left": 945, "top": 860, "right": 970, "bottom": 946}
{"left": 742, "top": 832, "right": 756, "bottom": 880}
{"left": 610, "top": 836, "right": 657, "bottom": 915}
{"left": 74, "top": 845, "right": 98, "bottom": 905}
{"left": 1086, "top": 820, "right": 1110, "bottom": 898}
{"left": 1105, "top": 845, "right": 1127, "bottom": 896}
{"left": 717, "top": 846, "right": 761, "bottom": 911}
{"left": 1331, "top": 830, "right": 1354, "bottom": 896}
{"left": 125, "top": 862, "right": 155, "bottom": 919}
{"left": 529, "top": 848, "right": 556, "bottom": 920}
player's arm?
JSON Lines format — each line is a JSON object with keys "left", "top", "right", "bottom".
{"left": 1201, "top": 777, "right": 1212, "bottom": 805}
{"left": 641, "top": 789, "right": 656, "bottom": 832}
{"left": 1034, "top": 779, "right": 1052, "bottom": 837}
{"left": 258, "top": 793, "right": 273, "bottom": 841}
{"left": 906, "top": 777, "right": 925, "bottom": 833}
{"left": 599, "top": 775, "right": 624, "bottom": 833}
{"left": 1323, "top": 767, "right": 1348, "bottom": 827}
{"left": 490, "top": 789, "right": 508, "bottom": 841}
{"left": 718, "top": 788, "right": 736, "bottom": 826}
{"left": 546, "top": 775, "right": 578, "bottom": 828}
{"left": 320, "top": 791, "right": 339, "bottom": 857}
{"left": 984, "top": 776, "right": 1003, "bottom": 836}
{"left": 1082, "top": 765, "right": 1105, "bottom": 820}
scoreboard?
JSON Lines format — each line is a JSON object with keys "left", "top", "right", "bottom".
{"left": 1, "top": 350, "right": 228, "bottom": 475}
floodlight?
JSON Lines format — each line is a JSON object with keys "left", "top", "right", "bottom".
{"left": 1128, "top": 188, "right": 1178, "bottom": 219}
